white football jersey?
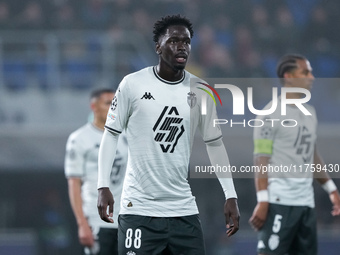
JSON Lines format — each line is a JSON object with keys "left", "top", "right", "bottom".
{"left": 253, "top": 98, "right": 318, "bottom": 207}
{"left": 65, "top": 123, "right": 128, "bottom": 228}
{"left": 105, "top": 66, "right": 222, "bottom": 217}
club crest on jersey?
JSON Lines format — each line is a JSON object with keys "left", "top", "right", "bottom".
{"left": 187, "top": 91, "right": 197, "bottom": 108}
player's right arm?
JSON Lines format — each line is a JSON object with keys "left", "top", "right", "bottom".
{"left": 97, "top": 78, "right": 130, "bottom": 223}
{"left": 65, "top": 133, "right": 94, "bottom": 247}
{"left": 97, "top": 130, "right": 119, "bottom": 223}
{"left": 249, "top": 156, "right": 270, "bottom": 231}
{"left": 249, "top": 114, "right": 274, "bottom": 231}
{"left": 67, "top": 177, "right": 94, "bottom": 247}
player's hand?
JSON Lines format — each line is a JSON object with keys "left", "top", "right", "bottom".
{"left": 224, "top": 198, "right": 240, "bottom": 237}
{"left": 97, "top": 187, "right": 114, "bottom": 223}
{"left": 249, "top": 202, "right": 269, "bottom": 231}
{"left": 78, "top": 221, "right": 94, "bottom": 247}
{"left": 329, "top": 190, "right": 340, "bottom": 216}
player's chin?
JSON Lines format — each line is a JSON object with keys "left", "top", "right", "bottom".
{"left": 174, "top": 63, "right": 186, "bottom": 70}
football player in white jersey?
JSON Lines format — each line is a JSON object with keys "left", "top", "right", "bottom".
{"left": 249, "top": 54, "right": 340, "bottom": 255}
{"left": 97, "top": 15, "right": 240, "bottom": 255}
{"left": 65, "top": 88, "right": 128, "bottom": 255}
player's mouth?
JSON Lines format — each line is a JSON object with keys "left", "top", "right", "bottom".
{"left": 175, "top": 54, "right": 187, "bottom": 63}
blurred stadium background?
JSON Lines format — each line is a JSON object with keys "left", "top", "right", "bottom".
{"left": 0, "top": 0, "right": 339, "bottom": 254}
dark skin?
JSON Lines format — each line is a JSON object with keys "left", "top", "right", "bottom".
{"left": 98, "top": 24, "right": 240, "bottom": 237}
{"left": 224, "top": 198, "right": 240, "bottom": 236}
{"left": 97, "top": 187, "right": 114, "bottom": 223}
{"left": 155, "top": 25, "right": 190, "bottom": 81}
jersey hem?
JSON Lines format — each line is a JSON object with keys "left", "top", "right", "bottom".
{"left": 269, "top": 201, "right": 315, "bottom": 208}
{"left": 118, "top": 211, "right": 200, "bottom": 217}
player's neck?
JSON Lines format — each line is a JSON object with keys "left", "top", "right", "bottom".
{"left": 284, "top": 93, "right": 304, "bottom": 99}
{"left": 156, "top": 64, "right": 184, "bottom": 82}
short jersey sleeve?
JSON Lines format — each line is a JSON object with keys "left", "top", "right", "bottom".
{"left": 198, "top": 88, "right": 223, "bottom": 143}
{"left": 64, "top": 134, "right": 85, "bottom": 178}
{"left": 105, "top": 77, "right": 131, "bottom": 134}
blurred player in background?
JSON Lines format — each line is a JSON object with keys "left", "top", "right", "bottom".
{"left": 249, "top": 54, "right": 340, "bottom": 255}
{"left": 65, "top": 88, "right": 128, "bottom": 255}
{"left": 97, "top": 14, "right": 240, "bottom": 255}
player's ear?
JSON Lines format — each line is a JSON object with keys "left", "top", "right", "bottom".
{"left": 283, "top": 71, "right": 295, "bottom": 85}
{"left": 90, "top": 100, "right": 96, "bottom": 112}
{"left": 283, "top": 71, "right": 293, "bottom": 79}
{"left": 155, "top": 43, "right": 161, "bottom": 55}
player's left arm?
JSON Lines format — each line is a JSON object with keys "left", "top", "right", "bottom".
{"left": 206, "top": 139, "right": 240, "bottom": 237}
{"left": 313, "top": 144, "right": 340, "bottom": 216}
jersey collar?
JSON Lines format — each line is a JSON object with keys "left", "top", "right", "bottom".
{"left": 153, "top": 66, "right": 185, "bottom": 85}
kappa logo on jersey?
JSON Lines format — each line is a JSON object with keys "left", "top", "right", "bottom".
{"left": 111, "top": 96, "right": 117, "bottom": 111}
{"left": 141, "top": 92, "right": 155, "bottom": 100}
{"left": 187, "top": 91, "right": 197, "bottom": 108}
{"left": 153, "top": 106, "right": 184, "bottom": 153}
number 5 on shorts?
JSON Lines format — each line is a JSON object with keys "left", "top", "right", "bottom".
{"left": 125, "top": 228, "right": 142, "bottom": 249}
{"left": 272, "top": 214, "right": 282, "bottom": 233}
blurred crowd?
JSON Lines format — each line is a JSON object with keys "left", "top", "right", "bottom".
{"left": 0, "top": 0, "right": 340, "bottom": 81}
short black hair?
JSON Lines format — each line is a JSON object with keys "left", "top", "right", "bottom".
{"left": 90, "top": 88, "right": 114, "bottom": 100}
{"left": 153, "top": 14, "right": 194, "bottom": 43}
{"left": 276, "top": 54, "right": 307, "bottom": 78}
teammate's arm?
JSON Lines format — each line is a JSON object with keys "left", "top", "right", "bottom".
{"left": 67, "top": 177, "right": 94, "bottom": 247}
{"left": 313, "top": 145, "right": 340, "bottom": 216}
{"left": 206, "top": 139, "right": 240, "bottom": 237}
{"left": 249, "top": 155, "right": 270, "bottom": 231}
{"left": 97, "top": 129, "right": 119, "bottom": 223}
